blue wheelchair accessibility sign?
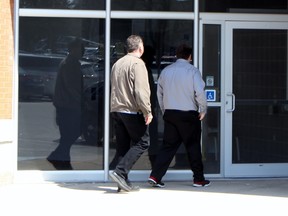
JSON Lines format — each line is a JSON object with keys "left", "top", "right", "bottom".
{"left": 205, "top": 90, "right": 216, "bottom": 102}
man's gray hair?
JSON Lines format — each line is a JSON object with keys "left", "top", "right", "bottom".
{"left": 125, "top": 35, "right": 143, "bottom": 53}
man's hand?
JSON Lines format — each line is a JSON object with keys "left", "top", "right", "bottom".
{"left": 144, "top": 113, "right": 153, "bottom": 125}
{"left": 199, "top": 112, "right": 206, "bottom": 121}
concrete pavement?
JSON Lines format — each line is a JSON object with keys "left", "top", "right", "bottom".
{"left": 0, "top": 178, "right": 287, "bottom": 216}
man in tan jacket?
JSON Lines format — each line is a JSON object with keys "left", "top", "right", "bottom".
{"left": 109, "top": 35, "right": 153, "bottom": 192}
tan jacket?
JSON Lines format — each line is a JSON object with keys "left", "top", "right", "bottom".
{"left": 110, "top": 54, "right": 151, "bottom": 116}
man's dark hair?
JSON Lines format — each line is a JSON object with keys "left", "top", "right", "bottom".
{"left": 176, "top": 44, "right": 192, "bottom": 60}
{"left": 125, "top": 35, "right": 143, "bottom": 53}
{"left": 68, "top": 37, "right": 84, "bottom": 58}
{"left": 68, "top": 38, "right": 82, "bottom": 52}
{"left": 141, "top": 45, "right": 155, "bottom": 66}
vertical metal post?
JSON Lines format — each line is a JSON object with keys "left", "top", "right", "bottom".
{"left": 286, "top": 33, "right": 288, "bottom": 99}
{"left": 14, "top": 0, "right": 20, "bottom": 174}
{"left": 104, "top": 0, "right": 111, "bottom": 182}
{"left": 193, "top": 0, "right": 199, "bottom": 68}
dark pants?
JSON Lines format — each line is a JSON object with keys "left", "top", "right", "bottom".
{"left": 150, "top": 110, "right": 205, "bottom": 182}
{"left": 111, "top": 112, "right": 150, "bottom": 180}
{"left": 48, "top": 107, "right": 82, "bottom": 161}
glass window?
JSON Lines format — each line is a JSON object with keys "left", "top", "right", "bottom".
{"left": 18, "top": 17, "right": 105, "bottom": 170}
{"left": 111, "top": 0, "right": 193, "bottom": 11}
{"left": 19, "top": 0, "right": 105, "bottom": 10}
{"left": 200, "top": 0, "right": 288, "bottom": 13}
{"left": 202, "top": 24, "right": 221, "bottom": 102}
{"left": 19, "top": 0, "right": 288, "bottom": 13}
{"left": 202, "top": 107, "right": 221, "bottom": 173}
{"left": 109, "top": 19, "right": 194, "bottom": 171}
{"left": 201, "top": 24, "right": 221, "bottom": 174}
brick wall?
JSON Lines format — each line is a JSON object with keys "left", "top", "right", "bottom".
{"left": 0, "top": 0, "right": 14, "bottom": 185}
{"left": 0, "top": 0, "right": 14, "bottom": 119}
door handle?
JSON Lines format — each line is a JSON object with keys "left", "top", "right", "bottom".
{"left": 226, "top": 92, "right": 235, "bottom": 112}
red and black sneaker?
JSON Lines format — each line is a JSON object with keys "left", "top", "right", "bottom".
{"left": 193, "top": 180, "right": 211, "bottom": 187}
{"left": 148, "top": 176, "right": 165, "bottom": 188}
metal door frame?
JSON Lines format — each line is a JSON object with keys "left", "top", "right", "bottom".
{"left": 199, "top": 20, "right": 225, "bottom": 178}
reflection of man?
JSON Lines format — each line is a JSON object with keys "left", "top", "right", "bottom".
{"left": 47, "top": 38, "right": 84, "bottom": 170}
{"left": 109, "top": 35, "right": 153, "bottom": 192}
{"left": 141, "top": 45, "right": 159, "bottom": 168}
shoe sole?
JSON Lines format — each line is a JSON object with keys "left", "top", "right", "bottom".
{"left": 109, "top": 172, "right": 131, "bottom": 192}
{"left": 193, "top": 182, "right": 211, "bottom": 187}
{"left": 153, "top": 184, "right": 165, "bottom": 188}
{"left": 148, "top": 179, "right": 165, "bottom": 188}
{"left": 117, "top": 184, "right": 140, "bottom": 192}
{"left": 148, "top": 178, "right": 157, "bottom": 186}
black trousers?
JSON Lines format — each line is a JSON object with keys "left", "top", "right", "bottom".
{"left": 111, "top": 112, "right": 150, "bottom": 179}
{"left": 150, "top": 110, "right": 205, "bottom": 182}
{"left": 48, "top": 107, "right": 82, "bottom": 161}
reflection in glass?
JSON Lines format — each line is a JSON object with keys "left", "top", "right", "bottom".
{"left": 202, "top": 107, "right": 220, "bottom": 173}
{"left": 19, "top": 0, "right": 288, "bottom": 13}
{"left": 20, "top": 0, "right": 105, "bottom": 10}
{"left": 46, "top": 38, "right": 84, "bottom": 170}
{"left": 111, "top": 0, "right": 193, "bottom": 11}
{"left": 18, "top": 17, "right": 105, "bottom": 170}
{"left": 202, "top": 24, "right": 221, "bottom": 102}
{"left": 18, "top": 16, "right": 222, "bottom": 174}
{"left": 200, "top": 0, "right": 288, "bottom": 13}
{"left": 201, "top": 24, "right": 221, "bottom": 174}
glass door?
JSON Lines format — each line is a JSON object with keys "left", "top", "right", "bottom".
{"left": 224, "top": 21, "right": 288, "bottom": 177}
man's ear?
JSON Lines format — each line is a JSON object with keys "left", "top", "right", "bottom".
{"left": 139, "top": 45, "right": 144, "bottom": 55}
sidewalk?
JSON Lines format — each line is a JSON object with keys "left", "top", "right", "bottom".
{"left": 0, "top": 178, "right": 287, "bottom": 216}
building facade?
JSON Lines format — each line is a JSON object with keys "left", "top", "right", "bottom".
{"left": 1, "top": 0, "right": 288, "bottom": 184}
{"left": 0, "top": 0, "right": 15, "bottom": 184}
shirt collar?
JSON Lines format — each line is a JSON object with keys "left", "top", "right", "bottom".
{"left": 127, "top": 53, "right": 140, "bottom": 58}
{"left": 176, "top": 58, "right": 189, "bottom": 63}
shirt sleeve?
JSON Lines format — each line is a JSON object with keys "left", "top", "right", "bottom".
{"left": 133, "top": 62, "right": 152, "bottom": 115}
{"left": 157, "top": 73, "right": 165, "bottom": 114}
{"left": 193, "top": 70, "right": 207, "bottom": 113}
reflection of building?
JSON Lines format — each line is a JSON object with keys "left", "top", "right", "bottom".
{"left": 1, "top": 0, "right": 288, "bottom": 184}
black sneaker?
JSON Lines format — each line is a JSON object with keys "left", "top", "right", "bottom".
{"left": 148, "top": 177, "right": 165, "bottom": 188}
{"left": 109, "top": 171, "right": 131, "bottom": 192}
{"left": 193, "top": 180, "right": 211, "bottom": 187}
{"left": 47, "top": 158, "right": 73, "bottom": 170}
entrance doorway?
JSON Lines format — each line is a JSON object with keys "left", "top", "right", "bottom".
{"left": 224, "top": 22, "right": 288, "bottom": 177}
